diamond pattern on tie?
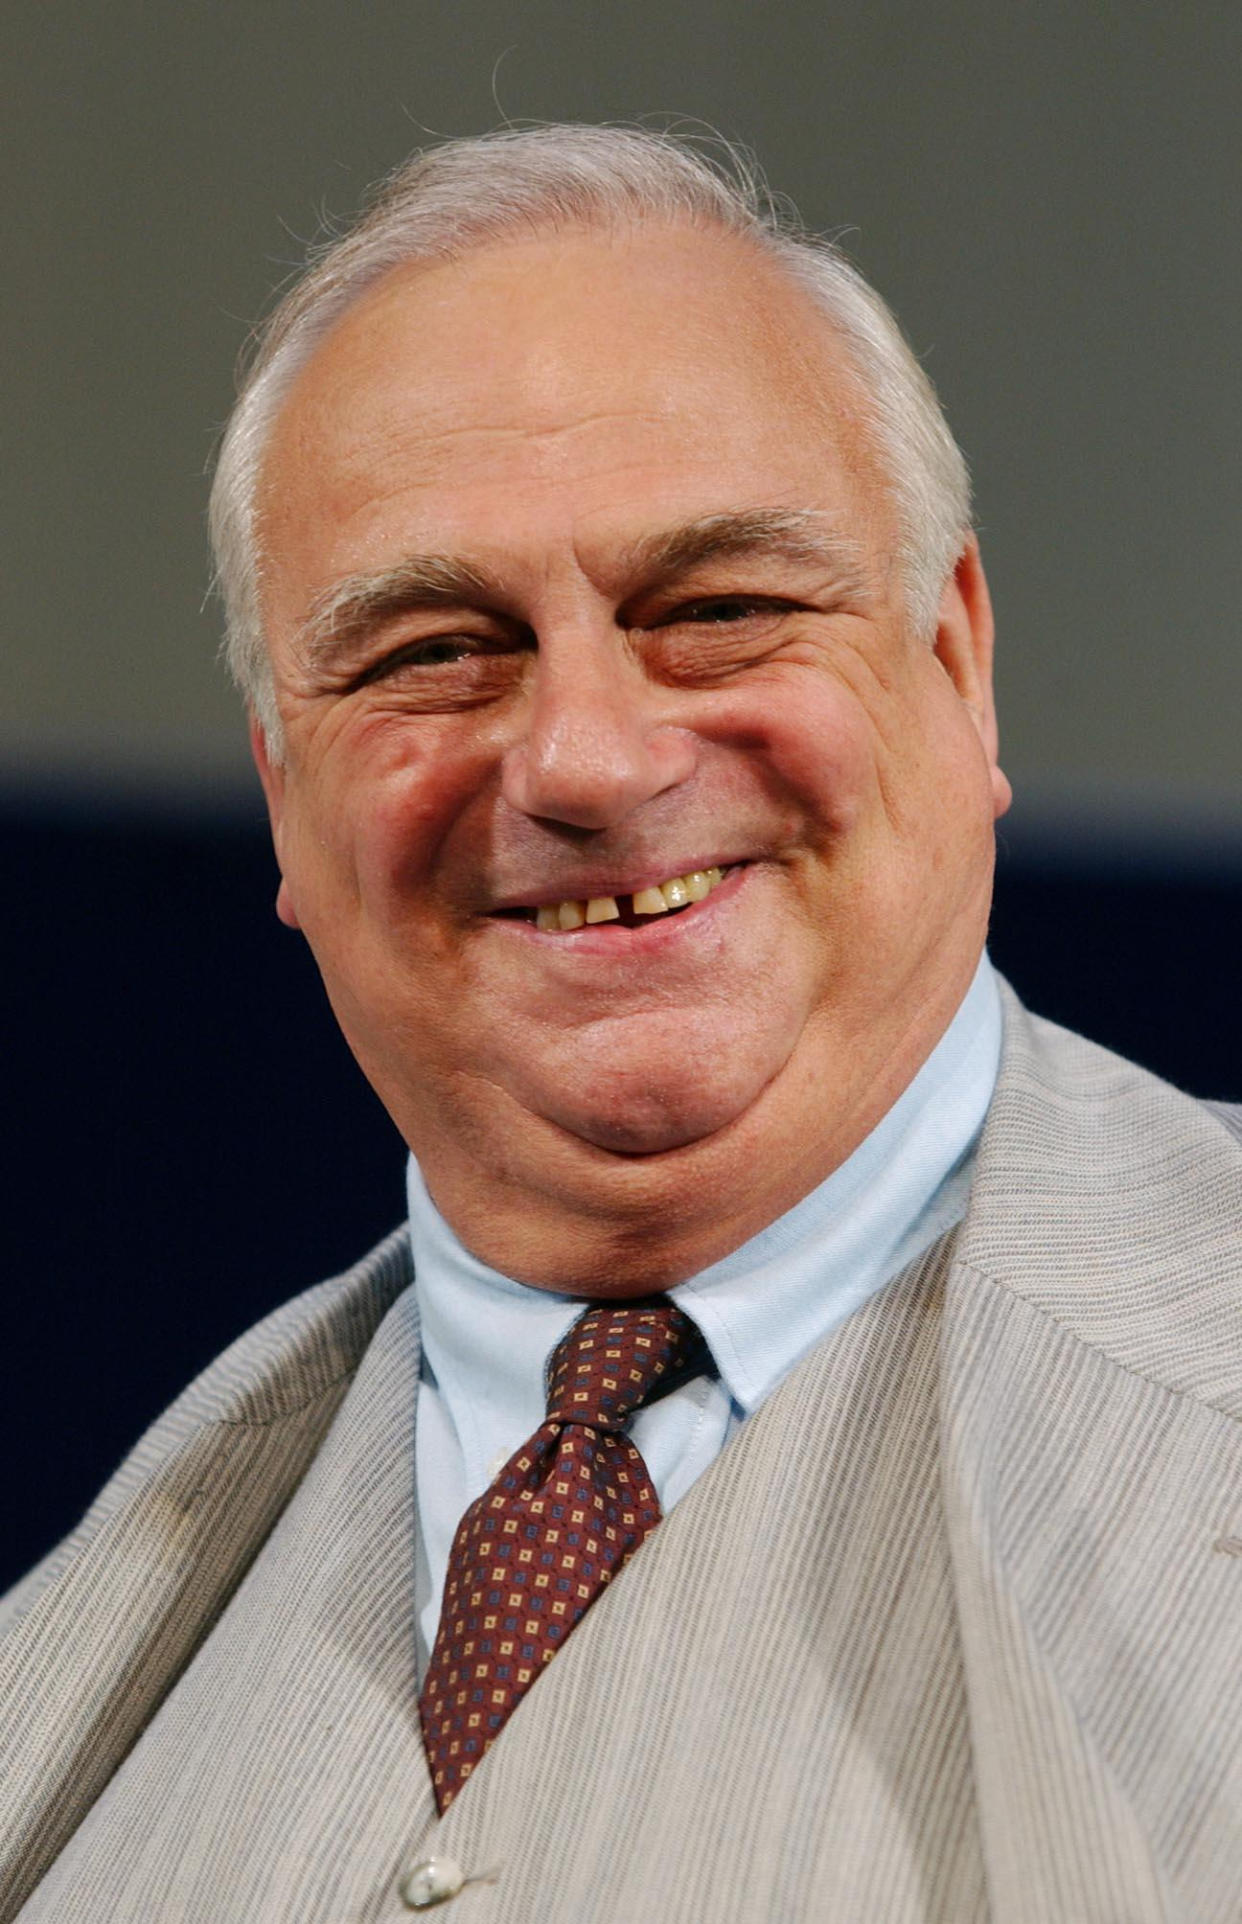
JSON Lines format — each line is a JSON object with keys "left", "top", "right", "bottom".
{"left": 419, "top": 1298, "right": 703, "bottom": 1811}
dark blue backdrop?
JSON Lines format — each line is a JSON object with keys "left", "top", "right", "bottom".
{"left": 4, "top": 794, "right": 1240, "bottom": 1593}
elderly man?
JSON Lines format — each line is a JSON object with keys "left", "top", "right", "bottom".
{"left": 2, "top": 126, "right": 1240, "bottom": 1923}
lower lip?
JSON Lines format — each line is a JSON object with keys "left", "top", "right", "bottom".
{"left": 491, "top": 864, "right": 752, "bottom": 956}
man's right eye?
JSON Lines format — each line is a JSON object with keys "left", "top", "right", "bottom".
{"left": 393, "top": 637, "right": 476, "bottom": 667}
{"left": 341, "top": 629, "right": 533, "bottom": 707}
{"left": 355, "top": 634, "right": 494, "bottom": 684}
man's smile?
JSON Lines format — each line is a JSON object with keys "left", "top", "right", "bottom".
{"left": 483, "top": 862, "right": 754, "bottom": 961}
{"left": 491, "top": 861, "right": 733, "bottom": 932}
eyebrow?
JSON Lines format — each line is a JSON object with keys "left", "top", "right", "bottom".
{"left": 617, "top": 508, "right": 869, "bottom": 593}
{"left": 296, "top": 508, "right": 870, "bottom": 672}
{"left": 298, "top": 554, "right": 502, "bottom": 673}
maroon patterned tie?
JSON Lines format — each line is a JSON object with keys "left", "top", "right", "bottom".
{"left": 419, "top": 1297, "right": 705, "bottom": 1811}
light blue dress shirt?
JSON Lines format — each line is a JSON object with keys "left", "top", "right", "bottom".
{"left": 409, "top": 954, "right": 1002, "bottom": 1665}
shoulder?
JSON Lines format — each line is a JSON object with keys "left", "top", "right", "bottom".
{"left": 0, "top": 1227, "right": 414, "bottom": 1635}
{"left": 1202, "top": 1100, "right": 1242, "bottom": 1146}
{"left": 958, "top": 981, "right": 1242, "bottom": 1418}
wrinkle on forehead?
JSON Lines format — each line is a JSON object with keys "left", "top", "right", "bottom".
{"left": 326, "top": 409, "right": 685, "bottom": 496}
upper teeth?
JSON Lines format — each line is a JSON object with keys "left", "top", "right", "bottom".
{"left": 535, "top": 867, "right": 726, "bottom": 932}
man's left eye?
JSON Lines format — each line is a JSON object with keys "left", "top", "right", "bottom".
{"left": 676, "top": 597, "right": 781, "bottom": 624}
{"left": 398, "top": 638, "right": 477, "bottom": 665}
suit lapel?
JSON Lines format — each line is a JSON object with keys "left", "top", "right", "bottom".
{"left": 941, "top": 984, "right": 1242, "bottom": 1921}
{"left": 0, "top": 1230, "right": 412, "bottom": 1924}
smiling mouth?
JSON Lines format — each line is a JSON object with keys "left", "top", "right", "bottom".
{"left": 498, "top": 865, "right": 732, "bottom": 932}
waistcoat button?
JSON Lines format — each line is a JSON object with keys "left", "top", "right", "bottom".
{"left": 398, "top": 1856, "right": 467, "bottom": 1909}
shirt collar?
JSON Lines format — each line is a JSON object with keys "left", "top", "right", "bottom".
{"left": 669, "top": 953, "right": 1001, "bottom": 1410}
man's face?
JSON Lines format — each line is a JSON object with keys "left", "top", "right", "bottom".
{"left": 254, "top": 223, "right": 1009, "bottom": 1283}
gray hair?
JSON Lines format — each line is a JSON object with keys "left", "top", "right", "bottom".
{"left": 209, "top": 124, "right": 971, "bottom": 755}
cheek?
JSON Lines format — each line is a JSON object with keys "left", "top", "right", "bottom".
{"left": 710, "top": 678, "right": 884, "bottom": 840}
{"left": 284, "top": 717, "right": 491, "bottom": 916}
{"left": 274, "top": 756, "right": 468, "bottom": 1052}
{"left": 766, "top": 649, "right": 986, "bottom": 841}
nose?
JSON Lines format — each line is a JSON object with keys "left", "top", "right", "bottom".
{"left": 501, "top": 636, "right": 697, "bottom": 830}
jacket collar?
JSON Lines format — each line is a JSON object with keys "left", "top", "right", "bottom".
{"left": 940, "top": 981, "right": 1242, "bottom": 1919}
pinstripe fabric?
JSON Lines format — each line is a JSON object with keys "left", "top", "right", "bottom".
{"left": 5, "top": 1284, "right": 436, "bottom": 1922}
{"left": 939, "top": 1016, "right": 1242, "bottom": 1922}
{"left": 2, "top": 984, "right": 1240, "bottom": 1921}
{"left": 0, "top": 1229, "right": 416, "bottom": 1920}
{"left": 420, "top": 1230, "right": 985, "bottom": 1924}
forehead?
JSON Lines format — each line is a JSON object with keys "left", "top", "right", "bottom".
{"left": 257, "top": 222, "right": 889, "bottom": 607}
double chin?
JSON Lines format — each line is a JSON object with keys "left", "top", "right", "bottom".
{"left": 503, "top": 1002, "right": 806, "bottom": 1158}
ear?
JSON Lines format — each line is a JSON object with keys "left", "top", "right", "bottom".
{"left": 932, "top": 537, "right": 1013, "bottom": 821}
{"left": 249, "top": 720, "right": 302, "bottom": 930}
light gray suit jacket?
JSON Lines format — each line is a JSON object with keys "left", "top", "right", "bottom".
{"left": 3, "top": 984, "right": 1241, "bottom": 1922}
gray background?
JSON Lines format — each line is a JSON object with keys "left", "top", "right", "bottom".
{"left": 4, "top": 0, "right": 1239, "bottom": 829}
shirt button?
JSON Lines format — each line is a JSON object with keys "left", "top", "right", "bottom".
{"left": 487, "top": 1451, "right": 508, "bottom": 1481}
{"left": 399, "top": 1857, "right": 467, "bottom": 1909}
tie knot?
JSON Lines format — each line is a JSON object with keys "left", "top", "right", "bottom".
{"left": 545, "top": 1299, "right": 703, "bottom": 1430}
